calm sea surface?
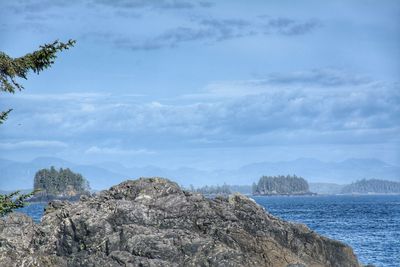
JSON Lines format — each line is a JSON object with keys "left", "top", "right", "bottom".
{"left": 18, "top": 195, "right": 400, "bottom": 267}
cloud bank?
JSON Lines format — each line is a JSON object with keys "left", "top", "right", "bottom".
{"left": 109, "top": 16, "right": 321, "bottom": 50}
{"left": 2, "top": 69, "right": 398, "bottom": 153}
{"left": 2, "top": 0, "right": 321, "bottom": 51}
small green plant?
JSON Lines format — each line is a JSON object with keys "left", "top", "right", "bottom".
{"left": 0, "top": 190, "right": 39, "bottom": 217}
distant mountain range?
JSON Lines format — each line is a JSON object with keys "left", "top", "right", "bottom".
{"left": 0, "top": 157, "right": 399, "bottom": 191}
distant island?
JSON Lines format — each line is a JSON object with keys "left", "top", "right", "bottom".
{"left": 190, "top": 175, "right": 314, "bottom": 196}
{"left": 340, "top": 179, "right": 400, "bottom": 194}
{"left": 188, "top": 177, "right": 400, "bottom": 197}
{"left": 31, "top": 166, "right": 90, "bottom": 201}
{"left": 188, "top": 184, "right": 252, "bottom": 195}
{"left": 1, "top": 156, "right": 400, "bottom": 191}
{"left": 252, "top": 175, "right": 314, "bottom": 196}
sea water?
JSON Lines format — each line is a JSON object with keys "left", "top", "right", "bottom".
{"left": 253, "top": 195, "right": 400, "bottom": 267}
{"left": 18, "top": 195, "right": 400, "bottom": 267}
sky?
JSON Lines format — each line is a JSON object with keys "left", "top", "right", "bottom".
{"left": 0, "top": 0, "right": 399, "bottom": 170}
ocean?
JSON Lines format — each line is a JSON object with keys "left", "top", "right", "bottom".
{"left": 17, "top": 195, "right": 400, "bottom": 267}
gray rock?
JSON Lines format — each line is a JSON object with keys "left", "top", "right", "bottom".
{"left": 0, "top": 177, "right": 361, "bottom": 267}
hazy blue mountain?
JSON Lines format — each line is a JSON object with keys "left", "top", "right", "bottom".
{"left": 0, "top": 157, "right": 399, "bottom": 190}
{"left": 0, "top": 157, "right": 209, "bottom": 191}
{"left": 0, "top": 158, "right": 14, "bottom": 169}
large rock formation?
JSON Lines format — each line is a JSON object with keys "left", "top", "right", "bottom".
{"left": 0, "top": 178, "right": 361, "bottom": 267}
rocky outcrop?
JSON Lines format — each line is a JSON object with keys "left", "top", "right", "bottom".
{"left": 0, "top": 178, "right": 361, "bottom": 267}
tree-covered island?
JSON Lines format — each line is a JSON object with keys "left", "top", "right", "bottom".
{"left": 252, "top": 175, "right": 314, "bottom": 195}
{"left": 31, "top": 166, "right": 90, "bottom": 201}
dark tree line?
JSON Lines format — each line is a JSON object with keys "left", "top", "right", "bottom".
{"left": 185, "top": 184, "right": 252, "bottom": 195}
{"left": 189, "top": 183, "right": 231, "bottom": 195}
{"left": 34, "top": 167, "right": 90, "bottom": 196}
{"left": 252, "top": 175, "right": 310, "bottom": 195}
{"left": 341, "top": 179, "right": 400, "bottom": 194}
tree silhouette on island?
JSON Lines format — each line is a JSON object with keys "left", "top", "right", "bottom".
{"left": 32, "top": 167, "right": 90, "bottom": 202}
{"left": 252, "top": 175, "right": 313, "bottom": 195}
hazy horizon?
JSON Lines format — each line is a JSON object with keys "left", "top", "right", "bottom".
{"left": 1, "top": 0, "right": 399, "bottom": 187}
{"left": 1, "top": 155, "right": 399, "bottom": 191}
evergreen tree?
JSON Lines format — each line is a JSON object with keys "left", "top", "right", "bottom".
{"left": 0, "top": 190, "right": 38, "bottom": 217}
{"left": 253, "top": 175, "right": 310, "bottom": 195}
{"left": 34, "top": 167, "right": 90, "bottom": 196}
{"left": 0, "top": 39, "right": 75, "bottom": 124}
{"left": 0, "top": 40, "right": 75, "bottom": 216}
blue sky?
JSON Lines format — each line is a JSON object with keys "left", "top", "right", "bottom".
{"left": 0, "top": 0, "right": 399, "bottom": 170}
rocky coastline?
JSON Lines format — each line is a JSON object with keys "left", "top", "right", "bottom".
{"left": 0, "top": 177, "right": 361, "bottom": 266}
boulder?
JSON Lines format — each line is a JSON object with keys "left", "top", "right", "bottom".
{"left": 0, "top": 178, "right": 361, "bottom": 267}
